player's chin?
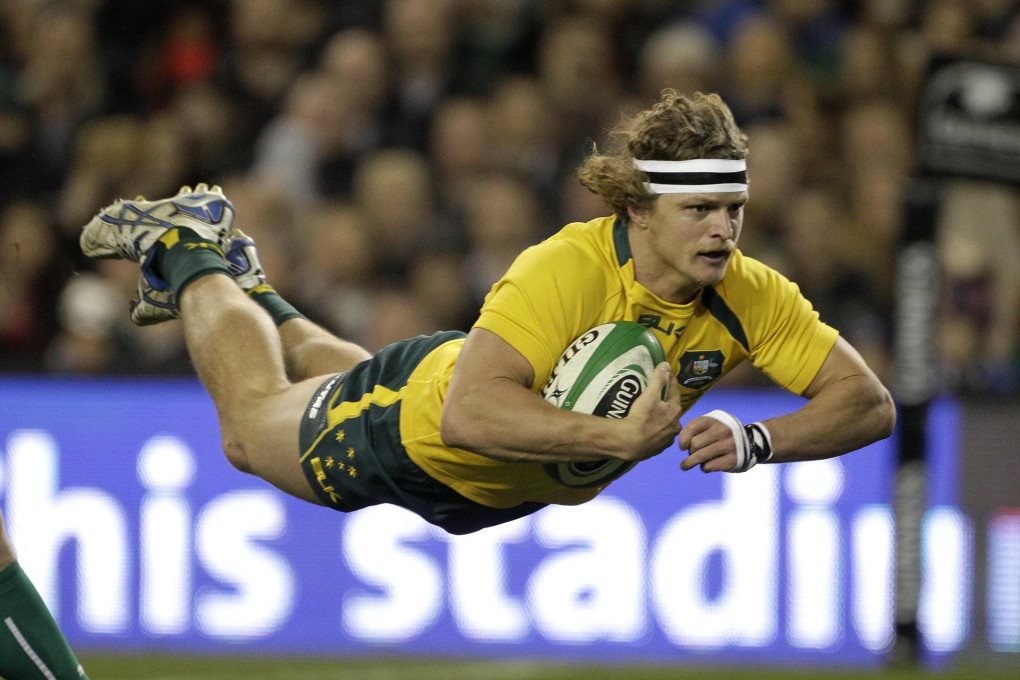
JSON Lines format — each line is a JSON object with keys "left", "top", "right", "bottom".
{"left": 693, "top": 260, "right": 730, "bottom": 286}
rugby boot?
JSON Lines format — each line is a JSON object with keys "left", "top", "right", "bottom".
{"left": 80, "top": 183, "right": 233, "bottom": 261}
{"left": 79, "top": 184, "right": 234, "bottom": 326}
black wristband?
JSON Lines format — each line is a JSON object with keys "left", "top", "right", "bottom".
{"left": 744, "top": 422, "right": 773, "bottom": 465}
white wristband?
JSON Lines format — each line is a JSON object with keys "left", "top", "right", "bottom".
{"left": 702, "top": 409, "right": 773, "bottom": 473}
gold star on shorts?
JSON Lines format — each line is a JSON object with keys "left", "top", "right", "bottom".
{"left": 347, "top": 447, "right": 356, "bottom": 459}
{"left": 348, "top": 466, "right": 358, "bottom": 478}
{"left": 334, "top": 430, "right": 345, "bottom": 443}
{"left": 325, "top": 456, "right": 335, "bottom": 468}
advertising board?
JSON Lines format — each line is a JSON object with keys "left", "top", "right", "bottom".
{"left": 0, "top": 377, "right": 980, "bottom": 666}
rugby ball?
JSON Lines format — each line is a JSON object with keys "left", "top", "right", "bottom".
{"left": 540, "top": 321, "right": 667, "bottom": 488}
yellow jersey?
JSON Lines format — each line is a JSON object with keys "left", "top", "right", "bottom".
{"left": 400, "top": 216, "right": 838, "bottom": 508}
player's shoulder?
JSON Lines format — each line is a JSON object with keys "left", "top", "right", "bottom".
{"left": 719, "top": 249, "right": 795, "bottom": 294}
{"left": 524, "top": 215, "right": 619, "bottom": 264}
{"left": 552, "top": 215, "right": 618, "bottom": 248}
{"left": 711, "top": 250, "right": 809, "bottom": 323}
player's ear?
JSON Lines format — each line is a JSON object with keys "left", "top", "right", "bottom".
{"left": 627, "top": 205, "right": 649, "bottom": 228}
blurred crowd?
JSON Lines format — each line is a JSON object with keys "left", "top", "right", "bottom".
{"left": 0, "top": 0, "right": 1018, "bottom": 394}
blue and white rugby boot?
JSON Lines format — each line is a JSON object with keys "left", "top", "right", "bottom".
{"left": 129, "top": 277, "right": 179, "bottom": 326}
{"left": 79, "top": 184, "right": 234, "bottom": 326}
{"left": 224, "top": 229, "right": 271, "bottom": 294}
{"left": 80, "top": 183, "right": 234, "bottom": 261}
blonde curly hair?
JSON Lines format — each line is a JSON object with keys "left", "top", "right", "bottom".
{"left": 577, "top": 90, "right": 749, "bottom": 218}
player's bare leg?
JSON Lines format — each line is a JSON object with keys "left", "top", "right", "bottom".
{"left": 125, "top": 222, "right": 371, "bottom": 381}
{"left": 277, "top": 317, "right": 371, "bottom": 380}
{"left": 79, "top": 186, "right": 368, "bottom": 504}
{"left": 223, "top": 230, "right": 371, "bottom": 380}
{"left": 173, "top": 273, "right": 330, "bottom": 502}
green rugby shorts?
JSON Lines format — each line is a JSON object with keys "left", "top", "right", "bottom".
{"left": 298, "top": 330, "right": 546, "bottom": 535}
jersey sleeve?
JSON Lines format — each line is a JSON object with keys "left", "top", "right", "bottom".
{"left": 738, "top": 260, "right": 839, "bottom": 395}
{"left": 473, "top": 236, "right": 611, "bottom": 388}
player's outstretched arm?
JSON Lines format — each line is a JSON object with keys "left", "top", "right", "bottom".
{"left": 680, "top": 336, "right": 896, "bottom": 473}
{"left": 441, "top": 328, "right": 681, "bottom": 464}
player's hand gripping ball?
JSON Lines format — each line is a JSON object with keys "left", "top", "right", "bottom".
{"left": 540, "top": 321, "right": 666, "bottom": 488}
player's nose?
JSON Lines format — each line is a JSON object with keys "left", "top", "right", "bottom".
{"left": 707, "top": 208, "right": 735, "bottom": 240}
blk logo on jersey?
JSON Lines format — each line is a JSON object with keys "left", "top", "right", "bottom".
{"left": 636, "top": 314, "right": 686, "bottom": 339}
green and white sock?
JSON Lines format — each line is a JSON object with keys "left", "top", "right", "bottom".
{"left": 0, "top": 561, "right": 89, "bottom": 679}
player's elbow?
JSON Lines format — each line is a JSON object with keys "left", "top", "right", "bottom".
{"left": 870, "top": 381, "right": 897, "bottom": 441}
{"left": 441, "top": 385, "right": 511, "bottom": 454}
{"left": 439, "top": 395, "right": 478, "bottom": 451}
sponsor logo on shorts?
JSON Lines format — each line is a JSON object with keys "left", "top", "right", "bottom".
{"left": 308, "top": 374, "right": 342, "bottom": 419}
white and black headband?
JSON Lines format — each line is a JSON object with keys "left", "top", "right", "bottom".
{"left": 633, "top": 158, "right": 747, "bottom": 194}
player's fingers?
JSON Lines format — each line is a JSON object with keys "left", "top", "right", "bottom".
{"left": 648, "top": 361, "right": 671, "bottom": 401}
{"left": 680, "top": 435, "right": 723, "bottom": 470}
{"left": 686, "top": 437, "right": 729, "bottom": 472}
{"left": 678, "top": 415, "right": 711, "bottom": 450}
{"left": 682, "top": 441, "right": 728, "bottom": 471}
{"left": 665, "top": 367, "right": 681, "bottom": 406}
{"left": 701, "top": 455, "right": 735, "bottom": 473}
{"left": 679, "top": 419, "right": 730, "bottom": 470}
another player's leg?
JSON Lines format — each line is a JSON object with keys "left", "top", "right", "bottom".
{"left": 0, "top": 512, "right": 90, "bottom": 680}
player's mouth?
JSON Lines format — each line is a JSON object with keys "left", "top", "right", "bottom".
{"left": 697, "top": 249, "right": 732, "bottom": 264}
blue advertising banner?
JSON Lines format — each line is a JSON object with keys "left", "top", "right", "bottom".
{"left": 0, "top": 377, "right": 968, "bottom": 666}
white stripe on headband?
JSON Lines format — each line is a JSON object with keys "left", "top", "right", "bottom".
{"left": 646, "top": 182, "right": 749, "bottom": 193}
{"left": 634, "top": 158, "right": 748, "bottom": 194}
{"left": 633, "top": 159, "right": 746, "bottom": 173}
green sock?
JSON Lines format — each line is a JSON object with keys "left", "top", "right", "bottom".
{"left": 150, "top": 227, "right": 232, "bottom": 297}
{"left": 0, "top": 561, "right": 89, "bottom": 679}
{"left": 246, "top": 284, "right": 306, "bottom": 326}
